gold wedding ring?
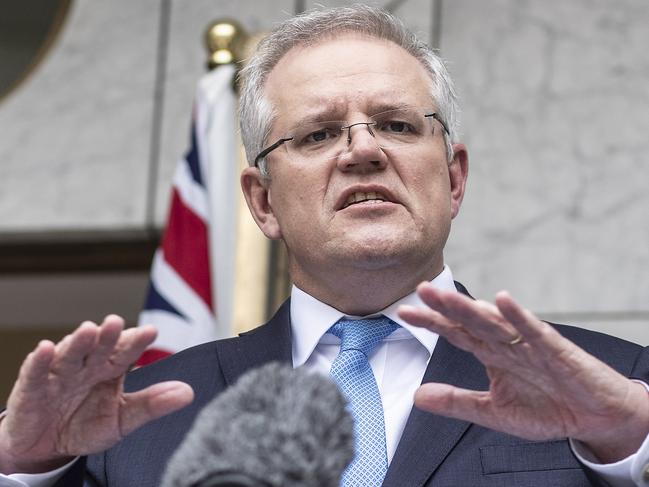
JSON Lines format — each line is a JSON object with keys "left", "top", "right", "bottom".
{"left": 508, "top": 334, "right": 524, "bottom": 345}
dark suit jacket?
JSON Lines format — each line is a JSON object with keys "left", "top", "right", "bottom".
{"left": 59, "top": 283, "right": 649, "bottom": 486}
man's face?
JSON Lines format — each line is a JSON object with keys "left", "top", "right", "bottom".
{"left": 242, "top": 34, "right": 467, "bottom": 298}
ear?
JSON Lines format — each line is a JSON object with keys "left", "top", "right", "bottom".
{"left": 241, "top": 167, "right": 282, "bottom": 240}
{"left": 448, "top": 143, "right": 469, "bottom": 219}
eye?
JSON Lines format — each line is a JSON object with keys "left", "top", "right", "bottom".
{"left": 386, "top": 121, "right": 410, "bottom": 133}
{"left": 377, "top": 120, "right": 415, "bottom": 134}
{"left": 307, "top": 129, "right": 331, "bottom": 142}
{"left": 298, "top": 126, "right": 341, "bottom": 145}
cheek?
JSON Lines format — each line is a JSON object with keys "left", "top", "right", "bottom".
{"left": 410, "top": 165, "right": 451, "bottom": 206}
{"left": 270, "top": 169, "right": 328, "bottom": 223}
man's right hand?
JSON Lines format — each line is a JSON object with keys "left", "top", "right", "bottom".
{"left": 0, "top": 315, "right": 194, "bottom": 475}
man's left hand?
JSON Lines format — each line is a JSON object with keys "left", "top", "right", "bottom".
{"left": 398, "top": 284, "right": 649, "bottom": 463}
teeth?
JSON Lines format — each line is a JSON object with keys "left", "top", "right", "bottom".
{"left": 344, "top": 191, "right": 387, "bottom": 208}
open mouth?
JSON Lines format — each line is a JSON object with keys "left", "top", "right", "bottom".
{"left": 342, "top": 191, "right": 389, "bottom": 209}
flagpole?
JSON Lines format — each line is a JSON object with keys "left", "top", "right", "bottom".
{"left": 203, "top": 20, "right": 280, "bottom": 336}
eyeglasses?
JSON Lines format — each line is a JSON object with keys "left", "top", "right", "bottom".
{"left": 253, "top": 107, "right": 450, "bottom": 167}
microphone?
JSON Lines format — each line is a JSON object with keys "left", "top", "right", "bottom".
{"left": 161, "top": 362, "right": 355, "bottom": 487}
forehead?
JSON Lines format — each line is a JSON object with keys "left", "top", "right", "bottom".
{"left": 264, "top": 34, "right": 434, "bottom": 128}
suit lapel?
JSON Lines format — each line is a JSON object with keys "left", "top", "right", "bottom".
{"left": 383, "top": 281, "right": 487, "bottom": 487}
{"left": 217, "top": 299, "right": 293, "bottom": 387}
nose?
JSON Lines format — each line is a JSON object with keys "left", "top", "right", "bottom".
{"left": 336, "top": 122, "right": 388, "bottom": 173}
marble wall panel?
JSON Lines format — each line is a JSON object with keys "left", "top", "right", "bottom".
{"left": 439, "top": 0, "right": 649, "bottom": 328}
{"left": 154, "top": 0, "right": 295, "bottom": 224}
{"left": 303, "top": 0, "right": 435, "bottom": 46}
{"left": 0, "top": 0, "right": 160, "bottom": 231}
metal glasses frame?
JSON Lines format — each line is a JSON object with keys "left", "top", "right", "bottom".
{"left": 253, "top": 112, "right": 450, "bottom": 168}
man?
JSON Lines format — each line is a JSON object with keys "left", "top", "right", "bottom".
{"left": 0, "top": 5, "right": 648, "bottom": 486}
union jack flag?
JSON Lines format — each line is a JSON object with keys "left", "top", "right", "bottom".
{"left": 137, "top": 64, "right": 238, "bottom": 366}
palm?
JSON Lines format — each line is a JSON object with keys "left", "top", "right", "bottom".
{"left": 398, "top": 285, "right": 649, "bottom": 463}
{"left": 0, "top": 316, "right": 193, "bottom": 474}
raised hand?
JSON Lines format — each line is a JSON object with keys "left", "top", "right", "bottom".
{"left": 0, "top": 315, "right": 194, "bottom": 474}
{"left": 398, "top": 284, "right": 649, "bottom": 463}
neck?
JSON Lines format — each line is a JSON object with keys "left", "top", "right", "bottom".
{"left": 290, "top": 257, "right": 444, "bottom": 316}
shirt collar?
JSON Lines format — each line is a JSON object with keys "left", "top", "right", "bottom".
{"left": 290, "top": 265, "right": 457, "bottom": 367}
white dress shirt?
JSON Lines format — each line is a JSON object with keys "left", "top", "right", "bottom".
{"left": 2, "top": 265, "right": 649, "bottom": 486}
{"left": 290, "top": 265, "right": 455, "bottom": 460}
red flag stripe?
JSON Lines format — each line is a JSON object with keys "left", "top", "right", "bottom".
{"left": 162, "top": 189, "right": 213, "bottom": 310}
{"left": 137, "top": 348, "right": 172, "bottom": 367}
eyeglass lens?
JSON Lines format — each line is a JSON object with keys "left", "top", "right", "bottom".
{"left": 284, "top": 107, "right": 435, "bottom": 162}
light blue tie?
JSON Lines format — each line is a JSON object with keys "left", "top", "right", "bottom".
{"left": 329, "top": 316, "right": 398, "bottom": 487}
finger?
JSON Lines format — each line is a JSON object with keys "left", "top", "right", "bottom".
{"left": 417, "top": 284, "right": 518, "bottom": 344}
{"left": 4, "top": 341, "right": 56, "bottom": 416}
{"left": 495, "top": 291, "right": 560, "bottom": 346}
{"left": 107, "top": 325, "right": 157, "bottom": 370}
{"left": 119, "top": 381, "right": 194, "bottom": 437}
{"left": 84, "top": 315, "right": 125, "bottom": 368}
{"left": 495, "top": 291, "right": 604, "bottom": 376}
{"left": 414, "top": 382, "right": 491, "bottom": 425}
{"left": 52, "top": 322, "right": 100, "bottom": 373}
{"left": 398, "top": 304, "right": 481, "bottom": 353}
{"left": 434, "top": 291, "right": 517, "bottom": 343}
{"left": 15, "top": 341, "right": 56, "bottom": 391}
{"left": 413, "top": 383, "right": 538, "bottom": 438}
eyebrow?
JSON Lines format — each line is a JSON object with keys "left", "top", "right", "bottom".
{"left": 368, "top": 102, "right": 414, "bottom": 114}
{"left": 290, "top": 103, "right": 347, "bottom": 127}
{"left": 289, "top": 102, "right": 418, "bottom": 127}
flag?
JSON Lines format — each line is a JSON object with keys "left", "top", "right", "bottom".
{"left": 137, "top": 64, "right": 238, "bottom": 366}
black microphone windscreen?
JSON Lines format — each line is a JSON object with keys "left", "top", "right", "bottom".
{"left": 161, "top": 362, "right": 354, "bottom": 487}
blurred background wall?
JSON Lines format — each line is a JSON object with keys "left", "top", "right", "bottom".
{"left": 1, "top": 0, "right": 647, "bottom": 402}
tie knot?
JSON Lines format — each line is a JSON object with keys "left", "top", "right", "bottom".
{"left": 328, "top": 316, "right": 398, "bottom": 356}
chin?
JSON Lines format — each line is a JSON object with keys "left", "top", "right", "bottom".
{"left": 334, "top": 237, "right": 419, "bottom": 270}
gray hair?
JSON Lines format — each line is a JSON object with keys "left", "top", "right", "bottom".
{"left": 238, "top": 4, "right": 460, "bottom": 176}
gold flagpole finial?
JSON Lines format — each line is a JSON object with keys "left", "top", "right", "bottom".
{"left": 204, "top": 19, "right": 249, "bottom": 70}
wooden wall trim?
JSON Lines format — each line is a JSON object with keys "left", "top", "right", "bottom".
{"left": 0, "top": 229, "right": 161, "bottom": 273}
